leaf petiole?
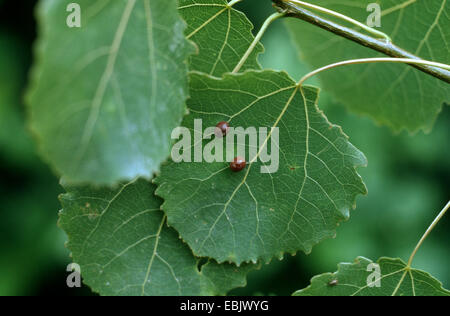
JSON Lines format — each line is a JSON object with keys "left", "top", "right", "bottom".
{"left": 297, "top": 57, "right": 450, "bottom": 87}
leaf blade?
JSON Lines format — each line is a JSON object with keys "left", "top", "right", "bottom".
{"left": 59, "top": 178, "right": 255, "bottom": 296}
{"left": 155, "top": 70, "right": 367, "bottom": 265}
{"left": 179, "top": 0, "right": 263, "bottom": 74}
{"left": 285, "top": 0, "right": 450, "bottom": 132}
{"left": 293, "top": 257, "right": 450, "bottom": 296}
{"left": 27, "top": 0, "right": 194, "bottom": 184}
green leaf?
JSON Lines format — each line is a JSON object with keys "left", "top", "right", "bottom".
{"left": 0, "top": 33, "right": 35, "bottom": 165}
{"left": 155, "top": 70, "right": 367, "bottom": 265}
{"left": 293, "top": 256, "right": 450, "bottom": 296}
{"left": 59, "top": 178, "right": 256, "bottom": 296}
{"left": 57, "top": 0, "right": 264, "bottom": 295}
{"left": 179, "top": 0, "right": 263, "bottom": 75}
{"left": 27, "top": 0, "right": 194, "bottom": 184}
{"left": 286, "top": 0, "right": 450, "bottom": 132}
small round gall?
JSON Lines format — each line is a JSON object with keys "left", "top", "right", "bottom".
{"left": 230, "top": 157, "right": 246, "bottom": 172}
{"left": 215, "top": 121, "right": 230, "bottom": 138}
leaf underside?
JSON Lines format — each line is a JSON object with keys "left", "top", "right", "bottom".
{"left": 294, "top": 256, "right": 450, "bottom": 296}
{"left": 286, "top": 0, "right": 450, "bottom": 133}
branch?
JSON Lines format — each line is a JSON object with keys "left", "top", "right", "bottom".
{"left": 272, "top": 0, "right": 450, "bottom": 84}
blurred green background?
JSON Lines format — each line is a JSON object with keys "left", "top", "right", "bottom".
{"left": 0, "top": 0, "right": 448, "bottom": 296}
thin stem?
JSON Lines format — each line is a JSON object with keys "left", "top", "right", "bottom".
{"left": 407, "top": 201, "right": 450, "bottom": 268}
{"left": 298, "top": 58, "right": 450, "bottom": 87}
{"left": 281, "top": 0, "right": 391, "bottom": 41}
{"left": 227, "top": 0, "right": 243, "bottom": 7}
{"left": 273, "top": 0, "right": 450, "bottom": 83}
{"left": 232, "top": 12, "right": 285, "bottom": 74}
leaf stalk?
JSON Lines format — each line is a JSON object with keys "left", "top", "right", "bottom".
{"left": 407, "top": 201, "right": 450, "bottom": 268}
{"left": 298, "top": 58, "right": 450, "bottom": 87}
{"left": 233, "top": 11, "right": 286, "bottom": 73}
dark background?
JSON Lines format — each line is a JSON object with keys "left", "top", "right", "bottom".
{"left": 0, "top": 0, "right": 448, "bottom": 296}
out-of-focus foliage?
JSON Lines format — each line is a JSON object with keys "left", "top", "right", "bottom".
{"left": 285, "top": 0, "right": 450, "bottom": 133}
{"left": 0, "top": 33, "right": 34, "bottom": 166}
{"left": 0, "top": 1, "right": 88, "bottom": 296}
